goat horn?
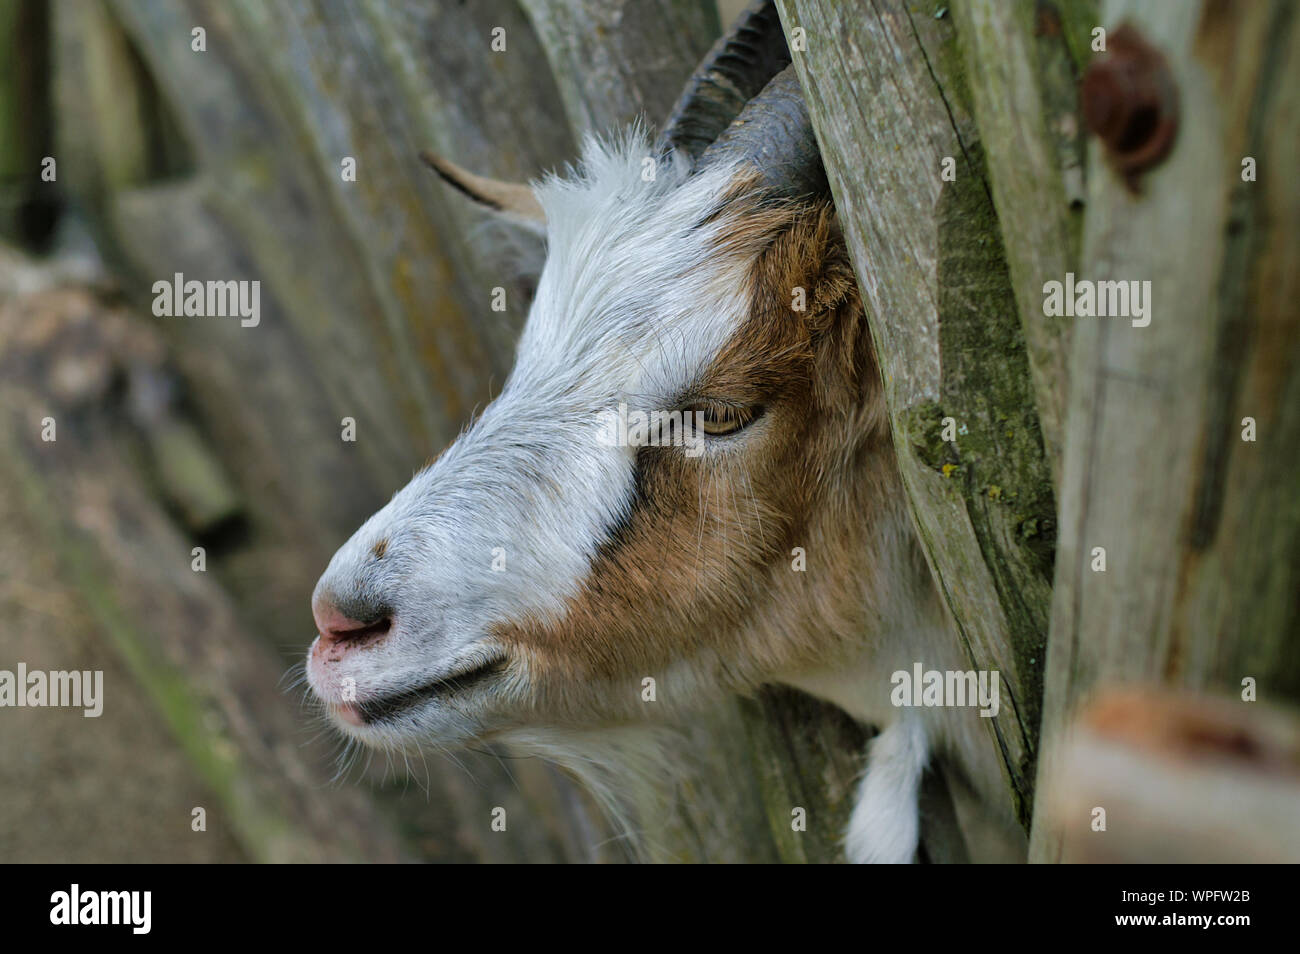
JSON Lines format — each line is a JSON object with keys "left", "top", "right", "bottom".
{"left": 656, "top": 0, "right": 791, "bottom": 165}
{"left": 418, "top": 151, "right": 545, "bottom": 227}
{"left": 698, "top": 65, "right": 827, "bottom": 199}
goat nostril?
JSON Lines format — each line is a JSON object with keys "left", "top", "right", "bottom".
{"left": 331, "top": 616, "right": 391, "bottom": 640}
{"left": 323, "top": 615, "right": 392, "bottom": 647}
{"left": 312, "top": 596, "right": 394, "bottom": 650}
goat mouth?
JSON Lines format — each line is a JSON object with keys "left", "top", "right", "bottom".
{"left": 349, "top": 657, "right": 507, "bottom": 725}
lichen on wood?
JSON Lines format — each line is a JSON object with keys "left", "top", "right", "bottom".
{"left": 779, "top": 0, "right": 1057, "bottom": 835}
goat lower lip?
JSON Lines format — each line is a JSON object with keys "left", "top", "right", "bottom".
{"left": 354, "top": 658, "right": 506, "bottom": 725}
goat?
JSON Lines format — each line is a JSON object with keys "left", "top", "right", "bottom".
{"left": 305, "top": 0, "right": 1013, "bottom": 863}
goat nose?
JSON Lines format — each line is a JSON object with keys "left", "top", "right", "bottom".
{"left": 312, "top": 597, "right": 393, "bottom": 652}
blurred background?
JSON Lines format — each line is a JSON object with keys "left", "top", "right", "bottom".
{"left": 1, "top": 0, "right": 883, "bottom": 864}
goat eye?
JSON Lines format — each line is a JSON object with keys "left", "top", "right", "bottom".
{"left": 687, "top": 401, "right": 762, "bottom": 437}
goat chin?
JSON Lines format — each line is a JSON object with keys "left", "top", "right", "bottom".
{"left": 493, "top": 624, "right": 1020, "bottom": 863}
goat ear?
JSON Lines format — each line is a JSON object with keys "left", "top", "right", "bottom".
{"left": 419, "top": 151, "right": 546, "bottom": 235}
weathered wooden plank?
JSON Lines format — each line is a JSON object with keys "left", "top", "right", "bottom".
{"left": 92, "top": 0, "right": 574, "bottom": 473}
{"left": 1038, "top": 689, "right": 1300, "bottom": 862}
{"left": 1031, "top": 0, "right": 1300, "bottom": 861}
{"left": 519, "top": 0, "right": 720, "bottom": 133}
{"left": 952, "top": 0, "right": 1096, "bottom": 483}
{"left": 778, "top": 0, "right": 1055, "bottom": 835}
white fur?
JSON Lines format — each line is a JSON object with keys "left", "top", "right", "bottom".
{"left": 846, "top": 711, "right": 928, "bottom": 863}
